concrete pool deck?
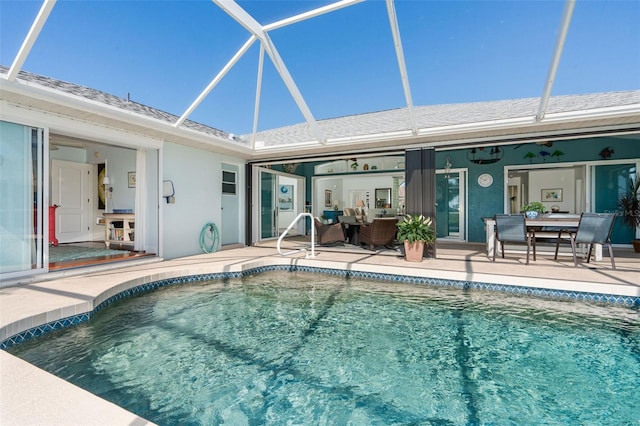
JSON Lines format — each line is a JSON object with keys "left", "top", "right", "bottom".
{"left": 2, "top": 243, "right": 639, "bottom": 425}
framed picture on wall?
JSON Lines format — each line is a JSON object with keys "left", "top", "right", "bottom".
{"left": 324, "top": 190, "right": 332, "bottom": 207}
{"left": 128, "top": 171, "right": 136, "bottom": 188}
{"left": 279, "top": 185, "right": 293, "bottom": 211}
{"left": 541, "top": 188, "right": 562, "bottom": 202}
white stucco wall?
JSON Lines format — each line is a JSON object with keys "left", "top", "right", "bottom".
{"left": 529, "top": 168, "right": 576, "bottom": 213}
{"left": 162, "top": 142, "right": 245, "bottom": 259}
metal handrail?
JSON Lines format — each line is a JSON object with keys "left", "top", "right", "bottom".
{"left": 277, "top": 212, "right": 316, "bottom": 258}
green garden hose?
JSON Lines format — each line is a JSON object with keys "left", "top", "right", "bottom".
{"left": 199, "top": 222, "right": 220, "bottom": 253}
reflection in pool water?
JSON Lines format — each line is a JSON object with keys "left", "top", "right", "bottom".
{"left": 9, "top": 272, "right": 640, "bottom": 424}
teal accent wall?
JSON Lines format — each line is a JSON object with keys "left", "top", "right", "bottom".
{"left": 436, "top": 136, "right": 640, "bottom": 242}
{"left": 268, "top": 136, "right": 638, "bottom": 243}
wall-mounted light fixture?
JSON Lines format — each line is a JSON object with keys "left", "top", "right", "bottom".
{"left": 102, "top": 176, "right": 112, "bottom": 194}
{"left": 163, "top": 180, "right": 175, "bottom": 204}
{"left": 444, "top": 156, "right": 452, "bottom": 177}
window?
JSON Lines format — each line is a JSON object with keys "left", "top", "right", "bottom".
{"left": 222, "top": 170, "right": 236, "bottom": 195}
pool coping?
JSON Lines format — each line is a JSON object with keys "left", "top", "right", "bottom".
{"left": 3, "top": 256, "right": 640, "bottom": 350}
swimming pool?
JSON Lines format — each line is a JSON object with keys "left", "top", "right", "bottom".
{"left": 8, "top": 271, "right": 640, "bottom": 424}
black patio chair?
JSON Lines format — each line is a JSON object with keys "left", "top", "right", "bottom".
{"left": 553, "top": 212, "right": 617, "bottom": 269}
{"left": 492, "top": 214, "right": 535, "bottom": 265}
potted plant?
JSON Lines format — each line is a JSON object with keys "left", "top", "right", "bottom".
{"left": 521, "top": 201, "right": 546, "bottom": 219}
{"left": 618, "top": 175, "right": 640, "bottom": 252}
{"left": 396, "top": 214, "right": 436, "bottom": 262}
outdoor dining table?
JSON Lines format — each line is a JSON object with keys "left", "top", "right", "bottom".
{"left": 483, "top": 214, "right": 604, "bottom": 261}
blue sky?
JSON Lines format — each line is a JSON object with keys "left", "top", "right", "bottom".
{"left": 1, "top": 0, "right": 639, "bottom": 135}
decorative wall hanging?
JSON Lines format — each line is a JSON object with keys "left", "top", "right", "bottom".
{"left": 97, "top": 163, "right": 106, "bottom": 209}
{"left": 444, "top": 157, "right": 452, "bottom": 177}
{"left": 599, "top": 147, "right": 614, "bottom": 159}
{"left": 282, "top": 163, "right": 298, "bottom": 174}
{"left": 278, "top": 185, "right": 293, "bottom": 211}
{"left": 467, "top": 146, "right": 503, "bottom": 164}
{"left": 542, "top": 188, "right": 563, "bottom": 202}
{"left": 128, "top": 171, "right": 136, "bottom": 188}
{"left": 538, "top": 149, "right": 551, "bottom": 161}
{"left": 324, "top": 190, "right": 332, "bottom": 207}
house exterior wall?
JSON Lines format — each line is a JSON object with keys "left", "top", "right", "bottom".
{"left": 162, "top": 141, "right": 245, "bottom": 259}
{"left": 435, "top": 136, "right": 640, "bottom": 242}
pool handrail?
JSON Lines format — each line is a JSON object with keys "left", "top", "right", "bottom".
{"left": 277, "top": 212, "right": 316, "bottom": 258}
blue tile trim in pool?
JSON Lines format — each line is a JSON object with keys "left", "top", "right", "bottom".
{"left": 2, "top": 265, "right": 638, "bottom": 350}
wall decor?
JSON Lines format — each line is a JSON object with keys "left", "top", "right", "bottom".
{"left": 128, "top": 171, "right": 136, "bottom": 188}
{"left": 542, "top": 188, "right": 562, "bottom": 202}
{"left": 599, "top": 147, "right": 614, "bottom": 159}
{"left": 467, "top": 146, "right": 503, "bottom": 164}
{"left": 282, "top": 163, "right": 298, "bottom": 174}
{"left": 278, "top": 185, "right": 293, "bottom": 210}
{"left": 98, "top": 163, "right": 106, "bottom": 209}
{"left": 324, "top": 189, "right": 332, "bottom": 207}
{"left": 477, "top": 173, "right": 493, "bottom": 188}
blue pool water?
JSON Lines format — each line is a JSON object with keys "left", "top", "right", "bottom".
{"left": 8, "top": 272, "right": 640, "bottom": 425}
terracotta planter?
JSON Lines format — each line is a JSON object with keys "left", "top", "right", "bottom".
{"left": 632, "top": 240, "right": 640, "bottom": 253}
{"left": 403, "top": 240, "right": 425, "bottom": 262}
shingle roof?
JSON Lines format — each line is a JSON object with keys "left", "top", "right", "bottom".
{"left": 3, "top": 66, "right": 638, "bottom": 151}
{"left": 247, "top": 91, "right": 640, "bottom": 146}
{"left": 0, "top": 66, "right": 237, "bottom": 142}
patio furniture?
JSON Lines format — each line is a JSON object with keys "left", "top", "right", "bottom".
{"left": 492, "top": 214, "right": 535, "bottom": 264}
{"left": 359, "top": 218, "right": 399, "bottom": 250}
{"left": 338, "top": 215, "right": 361, "bottom": 244}
{"left": 484, "top": 215, "right": 581, "bottom": 259}
{"left": 553, "top": 212, "right": 617, "bottom": 269}
{"left": 313, "top": 217, "right": 346, "bottom": 246}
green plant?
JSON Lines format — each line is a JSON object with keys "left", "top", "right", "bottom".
{"left": 618, "top": 175, "right": 640, "bottom": 230}
{"left": 521, "top": 201, "right": 546, "bottom": 214}
{"left": 396, "top": 214, "right": 436, "bottom": 243}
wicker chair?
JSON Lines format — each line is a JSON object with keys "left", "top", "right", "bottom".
{"left": 313, "top": 217, "right": 346, "bottom": 246}
{"left": 359, "top": 218, "right": 399, "bottom": 250}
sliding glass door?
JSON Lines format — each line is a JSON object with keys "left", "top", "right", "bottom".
{"left": 592, "top": 163, "right": 637, "bottom": 244}
{"left": 436, "top": 170, "right": 466, "bottom": 240}
{"left": 0, "top": 121, "right": 46, "bottom": 278}
{"left": 260, "top": 170, "right": 278, "bottom": 239}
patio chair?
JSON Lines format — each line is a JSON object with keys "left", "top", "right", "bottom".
{"left": 354, "top": 207, "right": 367, "bottom": 223}
{"left": 359, "top": 218, "right": 399, "bottom": 250}
{"left": 313, "top": 217, "right": 346, "bottom": 246}
{"left": 343, "top": 208, "right": 356, "bottom": 217}
{"left": 337, "top": 215, "right": 357, "bottom": 224}
{"left": 492, "top": 214, "right": 535, "bottom": 265}
{"left": 553, "top": 212, "right": 617, "bottom": 269}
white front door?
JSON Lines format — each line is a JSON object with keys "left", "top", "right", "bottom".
{"left": 51, "top": 159, "right": 93, "bottom": 243}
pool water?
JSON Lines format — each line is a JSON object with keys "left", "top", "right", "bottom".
{"left": 8, "top": 272, "right": 640, "bottom": 425}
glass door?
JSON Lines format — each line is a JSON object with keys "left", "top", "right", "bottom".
{"left": 260, "top": 169, "right": 278, "bottom": 239}
{"left": 592, "top": 163, "right": 637, "bottom": 244}
{"left": 0, "top": 121, "right": 46, "bottom": 278}
{"left": 436, "top": 170, "right": 466, "bottom": 240}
